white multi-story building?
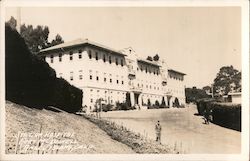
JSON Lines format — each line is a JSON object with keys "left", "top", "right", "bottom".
{"left": 39, "top": 39, "right": 186, "bottom": 113}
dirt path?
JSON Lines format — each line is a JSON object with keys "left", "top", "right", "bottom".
{"left": 102, "top": 104, "right": 241, "bottom": 154}
{"left": 5, "top": 101, "right": 134, "bottom": 154}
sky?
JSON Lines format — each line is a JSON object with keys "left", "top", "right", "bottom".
{"left": 5, "top": 7, "right": 241, "bottom": 88}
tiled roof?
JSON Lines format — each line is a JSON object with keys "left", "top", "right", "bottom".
{"left": 39, "top": 38, "right": 126, "bottom": 56}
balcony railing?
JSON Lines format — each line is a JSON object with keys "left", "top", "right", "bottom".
{"left": 164, "top": 91, "right": 172, "bottom": 95}
{"left": 130, "top": 85, "right": 143, "bottom": 92}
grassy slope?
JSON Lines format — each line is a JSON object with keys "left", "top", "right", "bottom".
{"left": 5, "top": 101, "right": 134, "bottom": 154}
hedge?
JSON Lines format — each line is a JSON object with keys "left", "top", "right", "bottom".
{"left": 210, "top": 102, "right": 241, "bottom": 131}
{"left": 5, "top": 25, "right": 82, "bottom": 112}
{"left": 196, "top": 98, "right": 241, "bottom": 131}
{"left": 196, "top": 98, "right": 216, "bottom": 115}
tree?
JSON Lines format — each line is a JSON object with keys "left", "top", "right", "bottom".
{"left": 48, "top": 34, "right": 64, "bottom": 47}
{"left": 20, "top": 24, "right": 50, "bottom": 53}
{"left": 147, "top": 99, "right": 151, "bottom": 106}
{"left": 6, "top": 17, "right": 64, "bottom": 54}
{"left": 146, "top": 56, "right": 153, "bottom": 61}
{"left": 6, "top": 16, "right": 17, "bottom": 30}
{"left": 202, "top": 86, "right": 212, "bottom": 94}
{"left": 153, "top": 54, "right": 159, "bottom": 61}
{"left": 213, "top": 66, "right": 241, "bottom": 95}
{"left": 161, "top": 97, "right": 166, "bottom": 107}
{"left": 185, "top": 87, "right": 210, "bottom": 103}
{"left": 155, "top": 100, "right": 160, "bottom": 106}
{"left": 125, "top": 92, "right": 131, "bottom": 107}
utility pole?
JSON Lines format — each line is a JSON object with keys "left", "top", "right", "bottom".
{"left": 16, "top": 7, "right": 21, "bottom": 33}
{"left": 211, "top": 84, "right": 214, "bottom": 98}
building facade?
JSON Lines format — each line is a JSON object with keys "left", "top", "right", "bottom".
{"left": 39, "top": 39, "right": 186, "bottom": 113}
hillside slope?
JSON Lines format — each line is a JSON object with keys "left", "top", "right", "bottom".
{"left": 5, "top": 101, "right": 134, "bottom": 154}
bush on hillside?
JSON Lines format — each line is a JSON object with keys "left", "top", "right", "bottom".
{"left": 5, "top": 25, "right": 82, "bottom": 112}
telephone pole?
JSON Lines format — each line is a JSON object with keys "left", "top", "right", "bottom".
{"left": 16, "top": 7, "right": 21, "bottom": 33}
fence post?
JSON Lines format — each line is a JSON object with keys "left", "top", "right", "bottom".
{"left": 15, "top": 131, "right": 21, "bottom": 154}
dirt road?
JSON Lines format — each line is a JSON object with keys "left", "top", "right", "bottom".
{"left": 5, "top": 101, "right": 134, "bottom": 154}
{"left": 102, "top": 104, "right": 241, "bottom": 154}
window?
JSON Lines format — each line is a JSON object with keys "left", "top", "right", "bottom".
{"left": 104, "top": 77, "right": 107, "bottom": 82}
{"left": 70, "top": 72, "right": 73, "bottom": 81}
{"left": 59, "top": 53, "right": 62, "bottom": 62}
{"left": 110, "top": 79, "right": 112, "bottom": 83}
{"left": 103, "top": 54, "right": 106, "bottom": 62}
{"left": 122, "top": 80, "right": 124, "bottom": 85}
{"left": 50, "top": 55, "right": 53, "bottom": 63}
{"left": 78, "top": 50, "right": 82, "bottom": 59}
{"left": 117, "top": 80, "right": 119, "bottom": 84}
{"left": 95, "top": 52, "right": 98, "bottom": 60}
{"left": 109, "top": 56, "right": 112, "bottom": 64}
{"left": 115, "top": 58, "right": 118, "bottom": 65}
{"left": 79, "top": 70, "right": 83, "bottom": 80}
{"left": 121, "top": 59, "right": 124, "bottom": 66}
{"left": 96, "top": 76, "right": 99, "bottom": 81}
{"left": 90, "top": 99, "right": 93, "bottom": 103}
{"left": 69, "top": 51, "right": 73, "bottom": 60}
{"left": 88, "top": 50, "right": 92, "bottom": 59}
{"left": 90, "top": 75, "right": 92, "bottom": 80}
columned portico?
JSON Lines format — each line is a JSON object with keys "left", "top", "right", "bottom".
{"left": 130, "top": 91, "right": 142, "bottom": 109}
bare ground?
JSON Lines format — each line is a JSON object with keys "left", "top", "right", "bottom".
{"left": 5, "top": 101, "right": 134, "bottom": 154}
{"left": 101, "top": 104, "right": 241, "bottom": 154}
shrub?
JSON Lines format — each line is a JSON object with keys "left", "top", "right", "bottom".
{"left": 196, "top": 98, "right": 241, "bottom": 131}
{"left": 116, "top": 102, "right": 135, "bottom": 111}
{"left": 173, "top": 98, "right": 180, "bottom": 108}
{"left": 102, "top": 104, "right": 113, "bottom": 112}
{"left": 161, "top": 97, "right": 166, "bottom": 106}
{"left": 155, "top": 100, "right": 160, "bottom": 106}
{"left": 147, "top": 99, "right": 151, "bottom": 106}
{"left": 196, "top": 98, "right": 216, "bottom": 115}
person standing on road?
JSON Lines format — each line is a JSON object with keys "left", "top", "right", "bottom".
{"left": 155, "top": 120, "right": 162, "bottom": 144}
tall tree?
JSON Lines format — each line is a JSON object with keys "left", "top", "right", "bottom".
{"left": 6, "top": 16, "right": 17, "bottom": 30}
{"left": 49, "top": 34, "right": 64, "bottom": 47}
{"left": 6, "top": 17, "right": 64, "bottom": 54}
{"left": 20, "top": 24, "right": 50, "bottom": 53}
{"left": 213, "top": 65, "right": 241, "bottom": 95}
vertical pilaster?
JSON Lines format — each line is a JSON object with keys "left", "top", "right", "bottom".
{"left": 130, "top": 92, "right": 135, "bottom": 107}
